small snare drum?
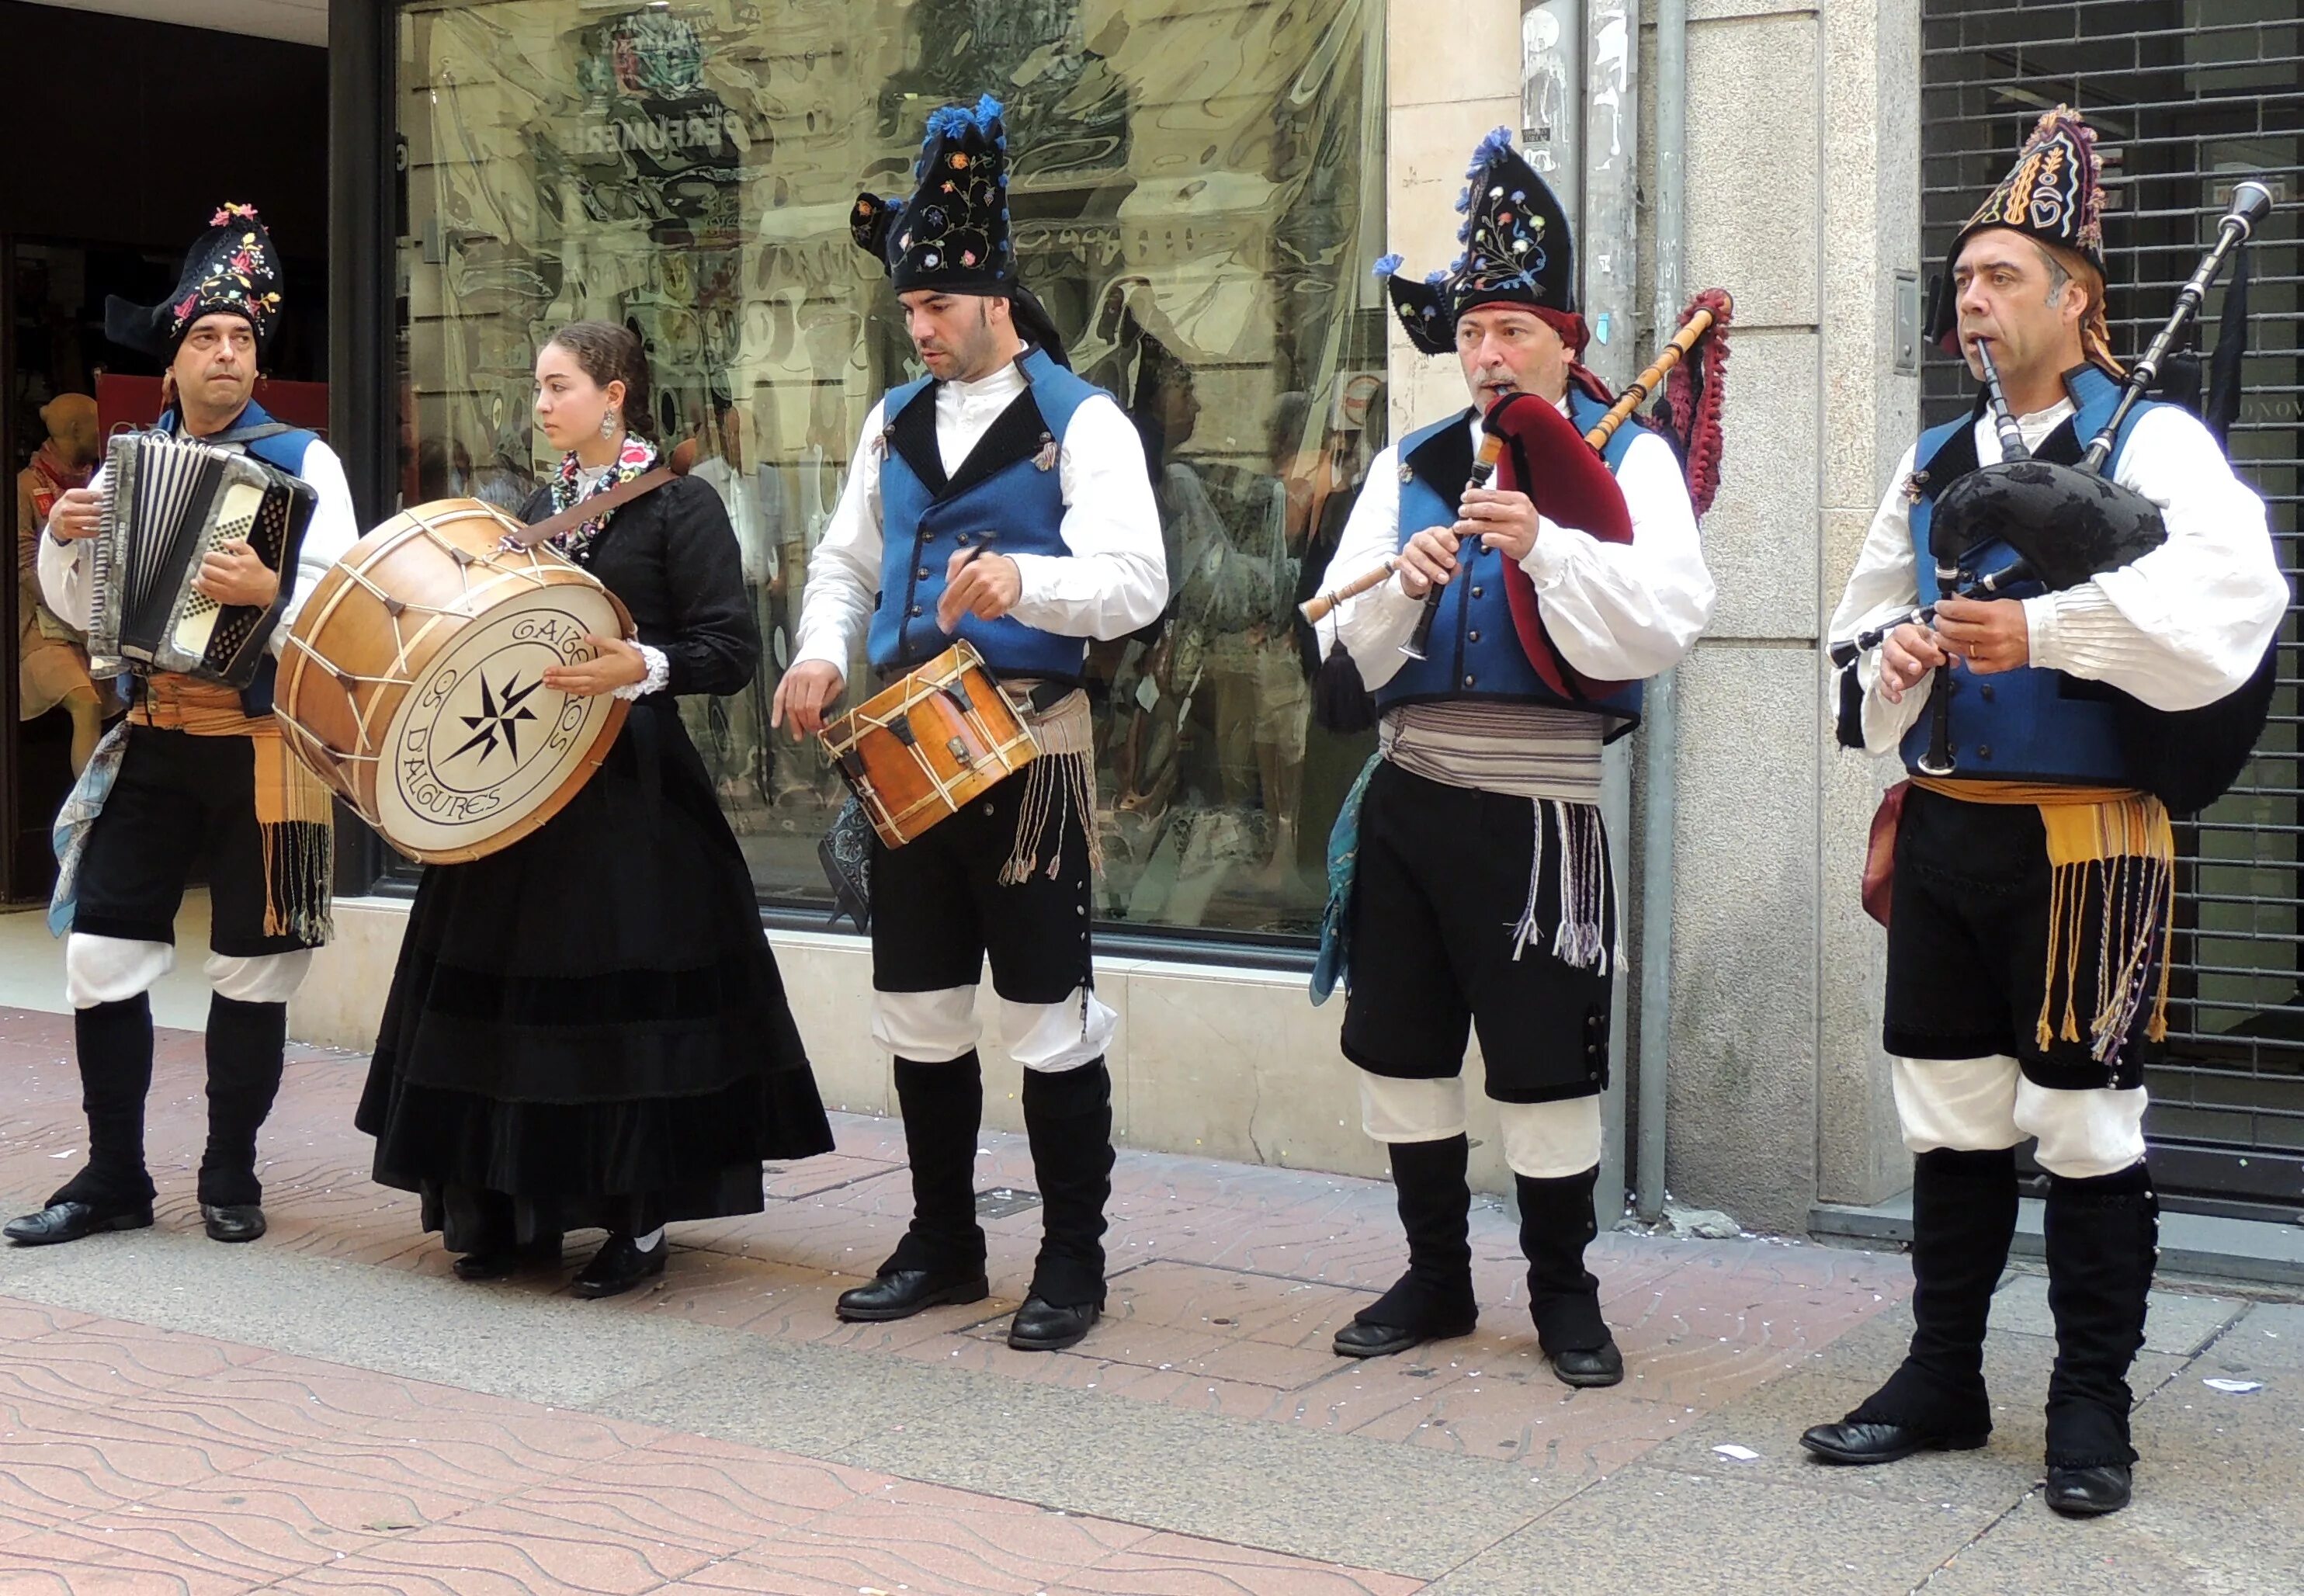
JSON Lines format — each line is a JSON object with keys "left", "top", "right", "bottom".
{"left": 819, "top": 641, "right": 1039, "bottom": 848}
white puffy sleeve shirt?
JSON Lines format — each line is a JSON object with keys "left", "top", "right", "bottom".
{"left": 1318, "top": 406, "right": 1716, "bottom": 692}
{"left": 791, "top": 362, "right": 1168, "bottom": 675}
{"left": 1827, "top": 400, "right": 2288, "bottom": 755}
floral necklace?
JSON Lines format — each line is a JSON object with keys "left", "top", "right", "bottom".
{"left": 547, "top": 433, "right": 657, "bottom": 562}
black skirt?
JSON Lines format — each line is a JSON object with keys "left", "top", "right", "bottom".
{"left": 356, "top": 697, "right": 834, "bottom": 1243}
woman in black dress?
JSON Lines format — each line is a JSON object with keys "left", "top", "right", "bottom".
{"left": 356, "top": 321, "right": 833, "bottom": 1298}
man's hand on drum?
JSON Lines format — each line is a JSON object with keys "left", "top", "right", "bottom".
{"left": 937, "top": 546, "right": 1022, "bottom": 630}
{"left": 46, "top": 487, "right": 103, "bottom": 543}
{"left": 543, "top": 634, "right": 647, "bottom": 696}
{"left": 771, "top": 660, "right": 847, "bottom": 741}
{"left": 193, "top": 540, "right": 279, "bottom": 608}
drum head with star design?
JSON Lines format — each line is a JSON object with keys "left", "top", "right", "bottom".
{"left": 373, "top": 584, "right": 630, "bottom": 859}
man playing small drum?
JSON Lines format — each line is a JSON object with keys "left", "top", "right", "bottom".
{"left": 8, "top": 204, "right": 357, "bottom": 1248}
{"left": 773, "top": 97, "right": 1165, "bottom": 1351}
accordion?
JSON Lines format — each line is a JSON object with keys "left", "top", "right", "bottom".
{"left": 88, "top": 432, "right": 317, "bottom": 689}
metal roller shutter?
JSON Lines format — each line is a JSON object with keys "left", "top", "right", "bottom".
{"left": 1921, "top": 0, "right": 2302, "bottom": 1219}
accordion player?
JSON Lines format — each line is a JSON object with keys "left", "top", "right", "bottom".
{"left": 87, "top": 430, "right": 317, "bottom": 690}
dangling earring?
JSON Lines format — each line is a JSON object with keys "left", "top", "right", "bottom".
{"left": 600, "top": 408, "right": 619, "bottom": 441}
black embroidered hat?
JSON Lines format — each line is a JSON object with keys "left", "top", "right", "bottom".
{"left": 105, "top": 203, "right": 284, "bottom": 360}
{"left": 852, "top": 95, "right": 1015, "bottom": 295}
{"left": 1376, "top": 129, "right": 1577, "bottom": 356}
{"left": 1925, "top": 107, "right": 2108, "bottom": 346}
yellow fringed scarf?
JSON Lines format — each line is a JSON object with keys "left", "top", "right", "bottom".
{"left": 1912, "top": 778, "right": 2173, "bottom": 1061}
{"left": 134, "top": 675, "right": 336, "bottom": 941}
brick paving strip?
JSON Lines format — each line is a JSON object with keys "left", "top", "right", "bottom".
{"left": 0, "top": 1006, "right": 2297, "bottom": 1595}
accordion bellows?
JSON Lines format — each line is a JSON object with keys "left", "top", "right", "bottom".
{"left": 89, "top": 432, "right": 316, "bottom": 689}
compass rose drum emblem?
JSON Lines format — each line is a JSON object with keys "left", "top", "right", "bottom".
{"left": 276, "top": 499, "right": 632, "bottom": 864}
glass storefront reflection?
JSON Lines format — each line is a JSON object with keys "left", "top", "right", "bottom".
{"left": 396, "top": 0, "right": 1386, "bottom": 936}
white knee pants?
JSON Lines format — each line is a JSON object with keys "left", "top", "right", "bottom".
{"left": 872, "top": 984, "right": 1119, "bottom": 1073}
{"left": 1892, "top": 1054, "right": 2147, "bottom": 1181}
{"left": 1355, "top": 1068, "right": 1602, "bottom": 1180}
{"left": 65, "top": 933, "right": 312, "bottom": 1010}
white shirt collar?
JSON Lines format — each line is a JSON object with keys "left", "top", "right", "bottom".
{"left": 940, "top": 357, "right": 1029, "bottom": 408}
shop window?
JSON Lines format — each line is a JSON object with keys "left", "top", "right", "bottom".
{"left": 394, "top": 0, "right": 1387, "bottom": 939}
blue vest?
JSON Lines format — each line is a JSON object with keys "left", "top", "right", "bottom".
{"left": 1373, "top": 392, "right": 1646, "bottom": 738}
{"left": 1898, "top": 366, "right": 2157, "bottom": 785}
{"left": 158, "top": 400, "right": 321, "bottom": 717}
{"left": 868, "top": 348, "right": 1106, "bottom": 681}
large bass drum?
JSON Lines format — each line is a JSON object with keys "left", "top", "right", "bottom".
{"left": 276, "top": 498, "right": 633, "bottom": 864}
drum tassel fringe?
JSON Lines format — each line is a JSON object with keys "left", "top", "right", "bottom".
{"left": 1001, "top": 691, "right": 1102, "bottom": 885}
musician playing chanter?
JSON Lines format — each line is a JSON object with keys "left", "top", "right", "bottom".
{"left": 356, "top": 321, "right": 833, "bottom": 1299}
{"left": 1810, "top": 109, "right": 2285, "bottom": 1517}
{"left": 8, "top": 205, "right": 356, "bottom": 1249}
{"left": 773, "top": 96, "right": 1165, "bottom": 1352}
{"left": 1316, "top": 132, "right": 1713, "bottom": 1384}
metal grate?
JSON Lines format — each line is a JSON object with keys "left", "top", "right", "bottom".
{"left": 1921, "top": 0, "right": 2304, "bottom": 1219}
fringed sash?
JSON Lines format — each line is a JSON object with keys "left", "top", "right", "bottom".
{"left": 1513, "top": 798, "right": 1618, "bottom": 973}
{"left": 999, "top": 688, "right": 1102, "bottom": 886}
{"left": 1912, "top": 777, "right": 2173, "bottom": 1063}
{"left": 137, "top": 678, "right": 335, "bottom": 942}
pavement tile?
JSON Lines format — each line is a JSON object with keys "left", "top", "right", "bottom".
{"left": 286, "top": 1409, "right": 654, "bottom": 1500}
{"left": 0, "top": 1299, "right": 98, "bottom": 1344}
{"left": 731, "top": 1479, "right": 1156, "bottom": 1595}
{"left": 1914, "top": 1493, "right": 2254, "bottom": 1596}
{"left": 278, "top": 1517, "right": 710, "bottom": 1595}
{"left": 16, "top": 1320, "right": 270, "bottom": 1399}
{"left": 2199, "top": 1300, "right": 2304, "bottom": 1375}
{"left": 0, "top": 1403, "right": 268, "bottom": 1501}
{"left": 0, "top": 1535, "right": 266, "bottom": 1595}
{"left": 493, "top": 1432, "right": 890, "bottom": 1556}
{"left": 1097, "top": 1261, "right": 1373, "bottom": 1348}
{"left": 956, "top": 1312, "right": 1349, "bottom": 1391}
{"left": 4, "top": 1498, "right": 355, "bottom": 1588}
{"left": 1636, "top": 1366, "right": 2046, "bottom": 1508}
{"left": 1423, "top": 1466, "right": 1995, "bottom": 1595}
{"left": 1061, "top": 1531, "right": 1428, "bottom": 1595}
{"left": 219, "top": 1442, "right": 505, "bottom": 1527}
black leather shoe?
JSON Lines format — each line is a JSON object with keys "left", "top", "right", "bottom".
{"left": 2046, "top": 1462, "right": 2132, "bottom": 1517}
{"left": 571, "top": 1235, "right": 668, "bottom": 1299}
{"left": 1008, "top": 1296, "right": 1099, "bottom": 1351}
{"left": 200, "top": 1203, "right": 266, "bottom": 1244}
{"left": 453, "top": 1235, "right": 560, "bottom": 1282}
{"left": 1801, "top": 1419, "right": 1990, "bottom": 1466}
{"left": 835, "top": 1269, "right": 990, "bottom": 1323}
{"left": 4, "top": 1200, "right": 154, "bottom": 1246}
{"left": 1333, "top": 1307, "right": 1477, "bottom": 1359}
{"left": 1551, "top": 1339, "right": 1625, "bottom": 1389}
